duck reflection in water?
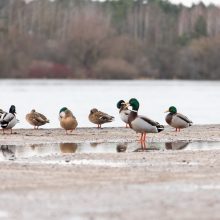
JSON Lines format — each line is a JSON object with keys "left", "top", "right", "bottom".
{"left": 165, "top": 141, "right": 189, "bottom": 150}
{"left": 60, "top": 143, "right": 78, "bottom": 153}
{"left": 133, "top": 142, "right": 160, "bottom": 152}
{"left": 0, "top": 145, "right": 16, "bottom": 160}
{"left": 116, "top": 143, "right": 127, "bottom": 153}
{"left": 90, "top": 142, "right": 99, "bottom": 148}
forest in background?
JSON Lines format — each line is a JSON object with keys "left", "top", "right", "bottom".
{"left": 0, "top": 0, "right": 220, "bottom": 79}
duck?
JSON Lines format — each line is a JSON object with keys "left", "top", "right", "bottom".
{"left": 126, "top": 98, "right": 164, "bottom": 143}
{"left": 165, "top": 106, "right": 193, "bottom": 132}
{"left": 0, "top": 108, "right": 4, "bottom": 118}
{"left": 0, "top": 105, "right": 19, "bottom": 134}
{"left": 89, "top": 108, "right": 114, "bottom": 128}
{"left": 26, "top": 109, "right": 49, "bottom": 129}
{"left": 59, "top": 107, "right": 78, "bottom": 134}
{"left": 117, "top": 100, "right": 131, "bottom": 128}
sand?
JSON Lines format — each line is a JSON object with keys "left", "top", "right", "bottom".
{"left": 0, "top": 125, "right": 220, "bottom": 220}
{"left": 0, "top": 124, "right": 220, "bottom": 145}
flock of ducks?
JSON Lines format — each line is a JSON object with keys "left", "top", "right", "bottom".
{"left": 0, "top": 98, "right": 193, "bottom": 142}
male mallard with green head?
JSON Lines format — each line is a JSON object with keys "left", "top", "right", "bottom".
{"left": 165, "top": 106, "right": 193, "bottom": 132}
{"left": 0, "top": 105, "right": 19, "bottom": 134}
{"left": 126, "top": 98, "right": 164, "bottom": 142}
{"left": 26, "top": 109, "right": 49, "bottom": 129}
{"left": 59, "top": 107, "right": 78, "bottom": 134}
{"left": 89, "top": 108, "right": 114, "bottom": 128}
{"left": 117, "top": 100, "right": 131, "bottom": 128}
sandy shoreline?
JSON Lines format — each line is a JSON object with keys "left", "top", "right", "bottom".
{"left": 0, "top": 124, "right": 220, "bottom": 145}
{"left": 0, "top": 125, "right": 220, "bottom": 219}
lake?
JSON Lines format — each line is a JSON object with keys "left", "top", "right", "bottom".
{"left": 0, "top": 79, "right": 219, "bottom": 128}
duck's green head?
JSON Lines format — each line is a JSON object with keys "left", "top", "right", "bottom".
{"left": 117, "top": 100, "right": 126, "bottom": 109}
{"left": 128, "top": 98, "right": 139, "bottom": 111}
{"left": 59, "top": 107, "right": 68, "bottom": 118}
{"left": 165, "top": 106, "right": 177, "bottom": 114}
{"left": 59, "top": 107, "right": 68, "bottom": 114}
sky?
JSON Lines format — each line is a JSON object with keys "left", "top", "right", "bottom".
{"left": 25, "top": 0, "right": 220, "bottom": 7}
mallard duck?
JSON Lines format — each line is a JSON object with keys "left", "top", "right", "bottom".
{"left": 0, "top": 109, "right": 4, "bottom": 118}
{"left": 59, "top": 107, "right": 78, "bottom": 134}
{"left": 126, "top": 98, "right": 164, "bottom": 142}
{"left": 117, "top": 100, "right": 131, "bottom": 128}
{"left": 89, "top": 108, "right": 114, "bottom": 128}
{"left": 26, "top": 109, "right": 49, "bottom": 129}
{"left": 165, "top": 106, "right": 193, "bottom": 132}
{"left": 0, "top": 105, "right": 19, "bottom": 134}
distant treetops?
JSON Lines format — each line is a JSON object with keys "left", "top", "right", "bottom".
{"left": 0, "top": 101, "right": 193, "bottom": 142}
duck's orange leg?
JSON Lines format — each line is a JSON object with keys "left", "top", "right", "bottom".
{"left": 139, "top": 133, "right": 143, "bottom": 142}
{"left": 143, "top": 133, "right": 147, "bottom": 142}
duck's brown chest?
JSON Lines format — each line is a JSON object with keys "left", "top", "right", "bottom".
{"left": 165, "top": 113, "right": 173, "bottom": 125}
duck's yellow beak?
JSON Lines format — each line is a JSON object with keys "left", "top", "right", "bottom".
{"left": 164, "top": 110, "right": 169, "bottom": 113}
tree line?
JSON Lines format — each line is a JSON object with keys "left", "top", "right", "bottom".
{"left": 0, "top": 0, "right": 220, "bottom": 79}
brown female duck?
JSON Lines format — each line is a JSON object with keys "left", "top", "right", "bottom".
{"left": 89, "top": 108, "right": 114, "bottom": 128}
{"left": 26, "top": 109, "right": 49, "bottom": 129}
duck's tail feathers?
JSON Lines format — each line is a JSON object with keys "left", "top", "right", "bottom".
{"left": 157, "top": 124, "right": 164, "bottom": 132}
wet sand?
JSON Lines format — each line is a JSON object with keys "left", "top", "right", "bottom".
{"left": 0, "top": 124, "right": 220, "bottom": 145}
{"left": 0, "top": 125, "right": 220, "bottom": 219}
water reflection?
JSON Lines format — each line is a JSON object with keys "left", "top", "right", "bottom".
{"left": 0, "top": 141, "right": 219, "bottom": 161}
{"left": 116, "top": 143, "right": 127, "bottom": 153}
{"left": 0, "top": 145, "right": 16, "bottom": 160}
{"left": 133, "top": 142, "right": 161, "bottom": 152}
{"left": 90, "top": 143, "right": 99, "bottom": 147}
{"left": 165, "top": 141, "right": 189, "bottom": 150}
{"left": 60, "top": 143, "right": 78, "bottom": 153}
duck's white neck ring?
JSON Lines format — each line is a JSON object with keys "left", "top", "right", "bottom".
{"left": 131, "top": 110, "right": 138, "bottom": 113}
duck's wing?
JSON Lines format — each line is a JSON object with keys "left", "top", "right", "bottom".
{"left": 37, "top": 113, "right": 49, "bottom": 123}
{"left": 176, "top": 113, "right": 192, "bottom": 124}
{"left": 139, "top": 115, "right": 159, "bottom": 126}
{"left": 97, "top": 111, "right": 114, "bottom": 122}
{"left": 0, "top": 113, "right": 14, "bottom": 124}
{"left": 139, "top": 115, "right": 164, "bottom": 132}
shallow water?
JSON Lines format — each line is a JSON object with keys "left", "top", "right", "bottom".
{"left": 1, "top": 141, "right": 220, "bottom": 161}
{"left": 0, "top": 79, "right": 220, "bottom": 128}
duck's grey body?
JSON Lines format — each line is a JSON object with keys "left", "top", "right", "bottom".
{"left": 165, "top": 113, "right": 192, "bottom": 129}
{"left": 128, "top": 111, "right": 164, "bottom": 134}
{"left": 0, "top": 112, "right": 19, "bottom": 129}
